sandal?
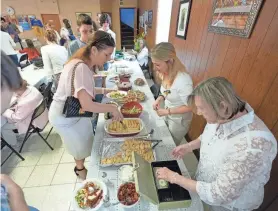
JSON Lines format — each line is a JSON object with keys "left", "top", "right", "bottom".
{"left": 74, "top": 166, "right": 87, "bottom": 180}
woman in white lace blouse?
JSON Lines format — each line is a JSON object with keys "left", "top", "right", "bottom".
{"left": 156, "top": 77, "right": 277, "bottom": 211}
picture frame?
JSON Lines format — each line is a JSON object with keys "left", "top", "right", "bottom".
{"left": 208, "top": 0, "right": 264, "bottom": 38}
{"left": 176, "top": 0, "right": 192, "bottom": 39}
{"left": 147, "top": 10, "right": 153, "bottom": 28}
{"left": 75, "top": 12, "right": 92, "bottom": 21}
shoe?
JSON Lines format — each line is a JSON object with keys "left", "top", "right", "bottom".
{"left": 74, "top": 166, "right": 87, "bottom": 180}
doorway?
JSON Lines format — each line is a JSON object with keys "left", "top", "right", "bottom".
{"left": 120, "top": 8, "right": 137, "bottom": 49}
{"left": 41, "top": 14, "right": 61, "bottom": 32}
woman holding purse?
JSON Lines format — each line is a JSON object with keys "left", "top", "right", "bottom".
{"left": 49, "top": 31, "right": 123, "bottom": 180}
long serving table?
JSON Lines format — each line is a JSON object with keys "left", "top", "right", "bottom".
{"left": 87, "top": 60, "right": 203, "bottom": 211}
{"left": 20, "top": 64, "right": 49, "bottom": 88}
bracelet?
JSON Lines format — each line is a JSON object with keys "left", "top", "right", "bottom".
{"left": 170, "top": 172, "right": 179, "bottom": 184}
{"left": 168, "top": 108, "right": 171, "bottom": 115}
{"left": 158, "top": 94, "right": 165, "bottom": 100}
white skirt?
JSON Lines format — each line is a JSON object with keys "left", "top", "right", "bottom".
{"left": 48, "top": 100, "right": 94, "bottom": 160}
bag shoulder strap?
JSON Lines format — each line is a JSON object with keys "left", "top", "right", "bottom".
{"left": 70, "top": 61, "right": 85, "bottom": 96}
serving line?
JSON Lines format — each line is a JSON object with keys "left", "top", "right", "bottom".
{"left": 87, "top": 60, "right": 203, "bottom": 211}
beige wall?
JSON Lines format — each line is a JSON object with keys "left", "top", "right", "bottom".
{"left": 2, "top": 0, "right": 100, "bottom": 41}
{"left": 100, "top": 0, "right": 112, "bottom": 13}
{"left": 138, "top": 0, "right": 157, "bottom": 49}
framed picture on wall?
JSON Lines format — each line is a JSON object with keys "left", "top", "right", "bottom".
{"left": 208, "top": 0, "right": 263, "bottom": 38}
{"left": 75, "top": 12, "right": 92, "bottom": 20}
{"left": 176, "top": 0, "right": 192, "bottom": 39}
{"left": 147, "top": 10, "right": 153, "bottom": 28}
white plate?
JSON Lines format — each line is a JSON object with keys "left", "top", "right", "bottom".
{"left": 104, "top": 118, "right": 144, "bottom": 136}
{"left": 72, "top": 178, "right": 108, "bottom": 211}
{"left": 106, "top": 91, "right": 127, "bottom": 100}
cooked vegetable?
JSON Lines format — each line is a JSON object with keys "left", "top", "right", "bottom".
{"left": 121, "top": 106, "right": 142, "bottom": 114}
{"left": 118, "top": 182, "right": 139, "bottom": 206}
{"left": 75, "top": 182, "right": 103, "bottom": 209}
{"left": 109, "top": 91, "right": 126, "bottom": 99}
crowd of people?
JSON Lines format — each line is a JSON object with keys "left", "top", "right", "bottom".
{"left": 1, "top": 12, "right": 277, "bottom": 211}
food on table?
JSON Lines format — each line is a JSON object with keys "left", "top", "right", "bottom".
{"left": 117, "top": 81, "right": 132, "bottom": 91}
{"left": 75, "top": 182, "right": 103, "bottom": 209}
{"left": 134, "top": 78, "right": 145, "bottom": 86}
{"left": 101, "top": 139, "right": 155, "bottom": 165}
{"left": 108, "top": 119, "right": 141, "bottom": 133}
{"left": 119, "top": 90, "right": 145, "bottom": 103}
{"left": 121, "top": 106, "right": 142, "bottom": 115}
{"left": 119, "top": 165, "right": 134, "bottom": 182}
{"left": 153, "top": 167, "right": 169, "bottom": 189}
{"left": 109, "top": 91, "right": 126, "bottom": 99}
{"left": 117, "top": 182, "right": 139, "bottom": 206}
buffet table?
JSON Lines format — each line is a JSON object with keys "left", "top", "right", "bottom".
{"left": 87, "top": 60, "right": 203, "bottom": 211}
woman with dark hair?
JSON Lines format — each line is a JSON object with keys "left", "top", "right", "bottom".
{"left": 48, "top": 31, "right": 123, "bottom": 180}
{"left": 19, "top": 39, "right": 40, "bottom": 62}
{"left": 98, "top": 13, "right": 116, "bottom": 59}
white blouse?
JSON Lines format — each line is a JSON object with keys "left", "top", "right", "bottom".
{"left": 196, "top": 104, "right": 277, "bottom": 211}
{"left": 137, "top": 46, "right": 148, "bottom": 67}
{"left": 41, "top": 44, "right": 68, "bottom": 75}
{"left": 160, "top": 72, "right": 193, "bottom": 108}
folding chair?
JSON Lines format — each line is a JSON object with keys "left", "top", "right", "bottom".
{"left": 19, "top": 53, "right": 30, "bottom": 69}
{"left": 42, "top": 82, "right": 53, "bottom": 109}
{"left": 19, "top": 98, "right": 54, "bottom": 153}
{"left": 1, "top": 137, "right": 25, "bottom": 166}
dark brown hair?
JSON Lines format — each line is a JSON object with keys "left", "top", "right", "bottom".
{"left": 25, "top": 39, "right": 35, "bottom": 49}
{"left": 45, "top": 29, "right": 57, "bottom": 43}
{"left": 77, "top": 14, "right": 92, "bottom": 27}
{"left": 100, "top": 13, "right": 111, "bottom": 27}
{"left": 67, "top": 30, "right": 115, "bottom": 64}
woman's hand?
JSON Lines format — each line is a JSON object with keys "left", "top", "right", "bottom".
{"left": 111, "top": 106, "right": 123, "bottom": 121}
{"left": 105, "top": 88, "right": 117, "bottom": 94}
{"left": 171, "top": 143, "right": 192, "bottom": 159}
{"left": 152, "top": 100, "right": 160, "bottom": 111}
{"left": 156, "top": 167, "right": 176, "bottom": 182}
{"left": 156, "top": 109, "right": 168, "bottom": 117}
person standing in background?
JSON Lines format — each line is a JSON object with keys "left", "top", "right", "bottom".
{"left": 44, "top": 22, "right": 61, "bottom": 44}
{"left": 41, "top": 30, "right": 68, "bottom": 91}
{"left": 67, "top": 14, "right": 98, "bottom": 57}
{"left": 0, "top": 30, "right": 19, "bottom": 67}
{"left": 1, "top": 17, "right": 23, "bottom": 49}
{"left": 98, "top": 13, "right": 116, "bottom": 59}
{"left": 60, "top": 18, "right": 76, "bottom": 42}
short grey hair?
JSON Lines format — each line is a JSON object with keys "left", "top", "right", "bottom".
{"left": 1, "top": 51, "right": 22, "bottom": 90}
{"left": 188, "top": 77, "right": 246, "bottom": 120}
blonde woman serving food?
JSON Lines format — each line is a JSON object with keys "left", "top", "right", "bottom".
{"left": 152, "top": 42, "right": 193, "bottom": 145}
{"left": 49, "top": 31, "right": 123, "bottom": 180}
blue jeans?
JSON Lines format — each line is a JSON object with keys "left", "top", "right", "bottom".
{"left": 8, "top": 54, "right": 19, "bottom": 67}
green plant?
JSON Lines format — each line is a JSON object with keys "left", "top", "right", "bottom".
{"left": 134, "top": 32, "right": 146, "bottom": 52}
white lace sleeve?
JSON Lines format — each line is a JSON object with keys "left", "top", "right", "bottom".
{"left": 196, "top": 137, "right": 273, "bottom": 206}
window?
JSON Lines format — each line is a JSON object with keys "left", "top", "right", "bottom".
{"left": 155, "top": 0, "right": 173, "bottom": 44}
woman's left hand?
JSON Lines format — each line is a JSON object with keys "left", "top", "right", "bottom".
{"left": 105, "top": 88, "right": 117, "bottom": 94}
{"left": 156, "top": 109, "right": 169, "bottom": 117}
{"left": 156, "top": 167, "right": 175, "bottom": 182}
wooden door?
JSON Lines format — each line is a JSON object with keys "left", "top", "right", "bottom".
{"left": 41, "top": 14, "right": 61, "bottom": 32}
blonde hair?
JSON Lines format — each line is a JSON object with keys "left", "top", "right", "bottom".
{"left": 188, "top": 77, "right": 246, "bottom": 120}
{"left": 45, "top": 29, "right": 57, "bottom": 44}
{"left": 151, "top": 42, "right": 186, "bottom": 85}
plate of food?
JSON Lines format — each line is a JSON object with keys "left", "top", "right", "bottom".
{"left": 118, "top": 90, "right": 146, "bottom": 104}
{"left": 117, "top": 182, "right": 140, "bottom": 208}
{"left": 104, "top": 118, "right": 144, "bottom": 136}
{"left": 120, "top": 102, "right": 143, "bottom": 118}
{"left": 106, "top": 91, "right": 127, "bottom": 102}
{"left": 100, "top": 138, "right": 156, "bottom": 166}
{"left": 73, "top": 178, "right": 108, "bottom": 211}
{"left": 134, "top": 78, "right": 145, "bottom": 86}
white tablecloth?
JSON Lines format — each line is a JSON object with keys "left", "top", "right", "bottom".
{"left": 20, "top": 64, "right": 49, "bottom": 88}
{"left": 86, "top": 60, "right": 203, "bottom": 211}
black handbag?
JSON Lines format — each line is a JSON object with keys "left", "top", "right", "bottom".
{"left": 62, "top": 62, "right": 93, "bottom": 118}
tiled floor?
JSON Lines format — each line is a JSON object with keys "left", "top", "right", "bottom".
{"left": 1, "top": 124, "right": 86, "bottom": 211}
